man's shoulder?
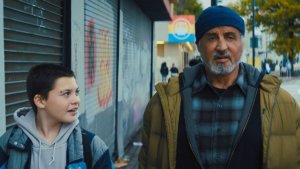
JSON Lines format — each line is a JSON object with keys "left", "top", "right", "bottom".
{"left": 260, "top": 74, "right": 281, "bottom": 93}
{"left": 155, "top": 77, "right": 180, "bottom": 97}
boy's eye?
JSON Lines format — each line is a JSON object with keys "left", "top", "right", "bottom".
{"left": 62, "top": 91, "right": 71, "bottom": 96}
{"left": 75, "top": 90, "right": 80, "bottom": 96}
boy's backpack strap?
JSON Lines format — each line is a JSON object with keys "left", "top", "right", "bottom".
{"left": 81, "top": 128, "right": 95, "bottom": 169}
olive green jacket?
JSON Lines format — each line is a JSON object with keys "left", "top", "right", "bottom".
{"left": 139, "top": 74, "right": 300, "bottom": 169}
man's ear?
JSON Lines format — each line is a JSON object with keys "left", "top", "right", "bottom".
{"left": 33, "top": 94, "right": 46, "bottom": 109}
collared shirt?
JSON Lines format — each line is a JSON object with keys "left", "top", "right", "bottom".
{"left": 191, "top": 65, "right": 247, "bottom": 169}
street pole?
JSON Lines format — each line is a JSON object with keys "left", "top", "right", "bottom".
{"left": 252, "top": 0, "right": 256, "bottom": 66}
{"left": 211, "top": 0, "right": 217, "bottom": 6}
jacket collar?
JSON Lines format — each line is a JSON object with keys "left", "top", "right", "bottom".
{"left": 66, "top": 125, "right": 84, "bottom": 163}
{"left": 191, "top": 63, "right": 247, "bottom": 95}
{"left": 260, "top": 74, "right": 281, "bottom": 93}
{"left": 155, "top": 76, "right": 181, "bottom": 97}
{"left": 182, "top": 62, "right": 263, "bottom": 89}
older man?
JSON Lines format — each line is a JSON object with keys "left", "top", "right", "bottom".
{"left": 139, "top": 5, "right": 300, "bottom": 169}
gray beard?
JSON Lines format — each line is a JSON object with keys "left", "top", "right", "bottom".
{"left": 207, "top": 61, "right": 240, "bottom": 75}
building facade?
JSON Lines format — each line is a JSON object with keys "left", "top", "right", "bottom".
{"left": 0, "top": 0, "right": 172, "bottom": 158}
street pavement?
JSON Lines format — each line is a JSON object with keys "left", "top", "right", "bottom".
{"left": 115, "top": 132, "right": 141, "bottom": 169}
{"left": 280, "top": 77, "right": 300, "bottom": 104}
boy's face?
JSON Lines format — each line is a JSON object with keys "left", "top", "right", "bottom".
{"left": 39, "top": 76, "right": 80, "bottom": 124}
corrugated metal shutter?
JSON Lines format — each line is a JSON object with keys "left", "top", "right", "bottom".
{"left": 4, "top": 0, "right": 65, "bottom": 129}
{"left": 118, "top": 0, "right": 152, "bottom": 148}
{"left": 84, "top": 0, "right": 118, "bottom": 151}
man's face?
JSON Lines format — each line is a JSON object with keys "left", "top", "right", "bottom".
{"left": 198, "top": 26, "right": 243, "bottom": 75}
{"left": 39, "top": 77, "right": 80, "bottom": 124}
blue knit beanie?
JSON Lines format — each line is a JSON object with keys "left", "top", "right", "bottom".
{"left": 195, "top": 6, "right": 245, "bottom": 43}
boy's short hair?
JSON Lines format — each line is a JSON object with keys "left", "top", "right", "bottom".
{"left": 26, "top": 63, "right": 75, "bottom": 113}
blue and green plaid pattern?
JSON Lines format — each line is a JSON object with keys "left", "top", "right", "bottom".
{"left": 191, "top": 67, "right": 247, "bottom": 169}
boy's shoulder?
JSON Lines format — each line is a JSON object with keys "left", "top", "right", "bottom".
{"left": 0, "top": 127, "right": 15, "bottom": 150}
{"left": 81, "top": 128, "right": 108, "bottom": 153}
{"left": 80, "top": 127, "right": 110, "bottom": 169}
{"left": 0, "top": 126, "right": 30, "bottom": 154}
{"left": 81, "top": 128, "right": 95, "bottom": 142}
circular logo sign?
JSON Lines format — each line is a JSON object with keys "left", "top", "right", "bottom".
{"left": 172, "top": 18, "right": 191, "bottom": 40}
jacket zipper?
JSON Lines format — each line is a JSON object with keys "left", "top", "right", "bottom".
{"left": 184, "top": 90, "right": 257, "bottom": 169}
{"left": 184, "top": 114, "right": 206, "bottom": 169}
{"left": 226, "top": 89, "right": 258, "bottom": 169}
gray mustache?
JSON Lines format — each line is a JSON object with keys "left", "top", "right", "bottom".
{"left": 213, "top": 51, "right": 231, "bottom": 59}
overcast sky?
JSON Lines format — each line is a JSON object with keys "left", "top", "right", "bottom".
{"left": 197, "top": 0, "right": 239, "bottom": 9}
{"left": 197, "top": 0, "right": 210, "bottom": 9}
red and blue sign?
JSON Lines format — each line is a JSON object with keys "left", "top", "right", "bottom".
{"left": 168, "top": 15, "right": 195, "bottom": 43}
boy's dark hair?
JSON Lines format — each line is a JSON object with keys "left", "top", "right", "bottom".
{"left": 26, "top": 63, "right": 75, "bottom": 113}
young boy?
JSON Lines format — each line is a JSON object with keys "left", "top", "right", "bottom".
{"left": 0, "top": 63, "right": 115, "bottom": 169}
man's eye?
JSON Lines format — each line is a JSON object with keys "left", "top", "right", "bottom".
{"left": 208, "top": 36, "right": 216, "bottom": 40}
{"left": 225, "top": 33, "right": 237, "bottom": 40}
{"left": 227, "top": 36, "right": 235, "bottom": 40}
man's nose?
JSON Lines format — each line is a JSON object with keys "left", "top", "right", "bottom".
{"left": 216, "top": 37, "right": 228, "bottom": 51}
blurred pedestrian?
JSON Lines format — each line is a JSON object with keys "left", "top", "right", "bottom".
{"left": 139, "top": 5, "right": 300, "bottom": 169}
{"left": 170, "top": 63, "right": 179, "bottom": 77}
{"left": 160, "top": 62, "right": 169, "bottom": 82}
{"left": 265, "top": 62, "right": 271, "bottom": 74}
{"left": 0, "top": 64, "right": 115, "bottom": 169}
{"left": 287, "top": 60, "right": 292, "bottom": 78}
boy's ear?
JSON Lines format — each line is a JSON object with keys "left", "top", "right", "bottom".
{"left": 33, "top": 94, "right": 46, "bottom": 109}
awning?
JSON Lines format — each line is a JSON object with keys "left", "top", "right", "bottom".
{"left": 135, "top": 0, "right": 174, "bottom": 21}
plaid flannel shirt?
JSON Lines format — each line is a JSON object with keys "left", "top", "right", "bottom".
{"left": 191, "top": 66, "right": 247, "bottom": 169}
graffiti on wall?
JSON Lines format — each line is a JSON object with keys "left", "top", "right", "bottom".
{"left": 121, "top": 26, "right": 151, "bottom": 126}
{"left": 85, "top": 17, "right": 113, "bottom": 110}
{"left": 85, "top": 18, "right": 96, "bottom": 92}
{"left": 97, "top": 30, "right": 113, "bottom": 108}
{"left": 83, "top": 0, "right": 118, "bottom": 151}
{"left": 23, "top": 1, "right": 45, "bottom": 32}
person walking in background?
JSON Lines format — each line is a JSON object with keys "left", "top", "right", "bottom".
{"left": 160, "top": 62, "right": 169, "bottom": 82}
{"left": 287, "top": 60, "right": 292, "bottom": 78}
{"left": 265, "top": 62, "right": 271, "bottom": 74}
{"left": 139, "top": 5, "right": 300, "bottom": 169}
{"left": 170, "top": 63, "right": 179, "bottom": 77}
{"left": 0, "top": 64, "right": 115, "bottom": 169}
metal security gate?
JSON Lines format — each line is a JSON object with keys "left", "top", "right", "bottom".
{"left": 83, "top": 0, "right": 118, "bottom": 151}
{"left": 117, "top": 0, "right": 152, "bottom": 155}
{"left": 4, "top": 0, "right": 65, "bottom": 129}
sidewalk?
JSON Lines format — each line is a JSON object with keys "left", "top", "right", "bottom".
{"left": 278, "top": 72, "right": 300, "bottom": 104}
{"left": 115, "top": 131, "right": 142, "bottom": 169}
{"left": 270, "top": 69, "right": 299, "bottom": 83}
